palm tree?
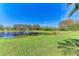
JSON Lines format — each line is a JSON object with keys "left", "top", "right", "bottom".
{"left": 67, "top": 3, "right": 79, "bottom": 17}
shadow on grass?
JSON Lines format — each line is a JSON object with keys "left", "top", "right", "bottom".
{"left": 26, "top": 32, "right": 53, "bottom": 36}
{"left": 57, "top": 39, "right": 79, "bottom": 56}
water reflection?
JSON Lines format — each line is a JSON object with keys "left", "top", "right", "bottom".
{"left": 0, "top": 32, "right": 15, "bottom": 38}
{"left": 0, "top": 32, "right": 33, "bottom": 38}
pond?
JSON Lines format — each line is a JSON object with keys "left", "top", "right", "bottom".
{"left": 0, "top": 32, "right": 15, "bottom": 38}
{"left": 0, "top": 32, "right": 33, "bottom": 38}
{"left": 0, "top": 31, "right": 46, "bottom": 38}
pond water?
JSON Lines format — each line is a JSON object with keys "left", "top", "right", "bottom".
{"left": 0, "top": 32, "right": 15, "bottom": 38}
{"left": 0, "top": 32, "right": 33, "bottom": 38}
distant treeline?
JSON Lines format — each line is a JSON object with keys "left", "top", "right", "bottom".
{"left": 0, "top": 18, "right": 79, "bottom": 31}
{"left": 0, "top": 24, "right": 57, "bottom": 31}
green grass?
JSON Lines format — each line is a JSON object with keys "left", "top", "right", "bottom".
{"left": 0, "top": 31, "right": 79, "bottom": 56}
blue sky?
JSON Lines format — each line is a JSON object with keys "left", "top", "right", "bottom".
{"left": 0, "top": 3, "right": 79, "bottom": 27}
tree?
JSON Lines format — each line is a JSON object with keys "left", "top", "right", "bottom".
{"left": 31, "top": 24, "right": 40, "bottom": 30}
{"left": 59, "top": 18, "right": 74, "bottom": 30}
{"left": 13, "top": 24, "right": 26, "bottom": 32}
{"left": 67, "top": 3, "right": 79, "bottom": 17}
{"left": 5, "top": 26, "right": 13, "bottom": 31}
{"left": 0, "top": 25, "right": 4, "bottom": 31}
{"left": 26, "top": 25, "right": 31, "bottom": 30}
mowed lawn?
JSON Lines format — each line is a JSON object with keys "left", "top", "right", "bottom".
{"left": 0, "top": 31, "right": 79, "bottom": 56}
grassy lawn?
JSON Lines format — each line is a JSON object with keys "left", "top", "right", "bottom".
{"left": 0, "top": 31, "right": 79, "bottom": 56}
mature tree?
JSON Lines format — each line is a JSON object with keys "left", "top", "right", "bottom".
{"left": 0, "top": 25, "right": 4, "bottom": 31}
{"left": 31, "top": 24, "right": 40, "bottom": 30}
{"left": 5, "top": 26, "right": 13, "bottom": 31}
{"left": 59, "top": 18, "right": 74, "bottom": 30}
{"left": 13, "top": 24, "right": 40, "bottom": 31}
{"left": 13, "top": 24, "right": 26, "bottom": 32}
{"left": 26, "top": 25, "right": 32, "bottom": 30}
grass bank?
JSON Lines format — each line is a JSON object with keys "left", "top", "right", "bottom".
{"left": 0, "top": 31, "right": 79, "bottom": 56}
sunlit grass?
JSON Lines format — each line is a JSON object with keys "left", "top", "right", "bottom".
{"left": 0, "top": 31, "right": 79, "bottom": 56}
